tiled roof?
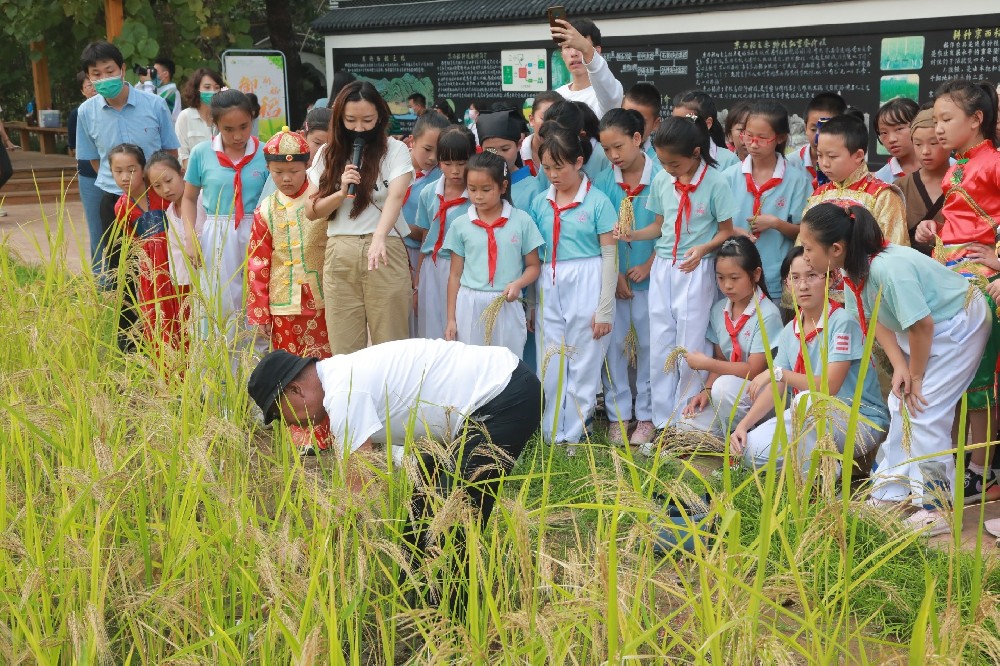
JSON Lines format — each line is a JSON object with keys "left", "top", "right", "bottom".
{"left": 314, "top": 0, "right": 811, "bottom": 34}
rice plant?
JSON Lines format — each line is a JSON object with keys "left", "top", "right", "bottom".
{"left": 3, "top": 195, "right": 1000, "bottom": 663}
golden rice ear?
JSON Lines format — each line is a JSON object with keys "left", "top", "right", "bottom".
{"left": 617, "top": 196, "right": 635, "bottom": 238}
{"left": 479, "top": 294, "right": 507, "bottom": 345}
{"left": 663, "top": 346, "right": 688, "bottom": 373}
{"left": 899, "top": 401, "right": 913, "bottom": 457}
{"left": 623, "top": 322, "right": 638, "bottom": 369}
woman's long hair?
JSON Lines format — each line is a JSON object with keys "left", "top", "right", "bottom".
{"left": 317, "top": 81, "right": 391, "bottom": 219}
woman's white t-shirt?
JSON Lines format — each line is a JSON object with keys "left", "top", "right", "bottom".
{"left": 307, "top": 136, "right": 413, "bottom": 237}
{"left": 316, "top": 338, "right": 519, "bottom": 455}
{"left": 174, "top": 107, "right": 213, "bottom": 166}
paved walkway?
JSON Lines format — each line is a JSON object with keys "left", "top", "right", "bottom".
{"left": 0, "top": 199, "right": 88, "bottom": 274}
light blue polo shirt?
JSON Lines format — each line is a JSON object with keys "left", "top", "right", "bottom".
{"left": 711, "top": 141, "right": 741, "bottom": 171}
{"left": 185, "top": 136, "right": 268, "bottom": 218}
{"left": 529, "top": 176, "right": 617, "bottom": 263}
{"left": 402, "top": 167, "right": 440, "bottom": 250}
{"left": 593, "top": 153, "right": 661, "bottom": 291}
{"left": 706, "top": 291, "right": 783, "bottom": 360}
{"left": 416, "top": 177, "right": 468, "bottom": 259}
{"left": 512, "top": 171, "right": 545, "bottom": 212}
{"left": 774, "top": 307, "right": 889, "bottom": 429}
{"left": 646, "top": 162, "right": 736, "bottom": 261}
{"left": 75, "top": 84, "right": 180, "bottom": 195}
{"left": 443, "top": 202, "right": 545, "bottom": 292}
{"left": 724, "top": 155, "right": 812, "bottom": 297}
{"left": 532, "top": 138, "right": 612, "bottom": 190}
{"left": 845, "top": 244, "right": 970, "bottom": 333}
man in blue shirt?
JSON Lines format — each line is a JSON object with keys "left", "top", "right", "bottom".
{"left": 75, "top": 41, "right": 180, "bottom": 256}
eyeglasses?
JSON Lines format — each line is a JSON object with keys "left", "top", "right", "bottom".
{"left": 785, "top": 273, "right": 826, "bottom": 286}
{"left": 739, "top": 132, "right": 778, "bottom": 146}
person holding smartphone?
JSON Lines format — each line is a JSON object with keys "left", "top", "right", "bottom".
{"left": 549, "top": 14, "right": 623, "bottom": 119}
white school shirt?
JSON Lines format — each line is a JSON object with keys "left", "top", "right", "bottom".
{"left": 710, "top": 140, "right": 741, "bottom": 171}
{"left": 873, "top": 157, "right": 905, "bottom": 183}
{"left": 553, "top": 50, "right": 624, "bottom": 119}
{"left": 306, "top": 138, "right": 414, "bottom": 237}
{"left": 724, "top": 155, "right": 812, "bottom": 297}
{"left": 316, "top": 338, "right": 519, "bottom": 453}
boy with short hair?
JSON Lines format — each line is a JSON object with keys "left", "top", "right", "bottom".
{"left": 804, "top": 113, "right": 909, "bottom": 246}
{"left": 521, "top": 91, "right": 563, "bottom": 176}
{"left": 247, "top": 126, "right": 332, "bottom": 453}
{"left": 787, "top": 92, "right": 847, "bottom": 189}
{"left": 622, "top": 82, "right": 663, "bottom": 158}
{"left": 550, "top": 18, "right": 623, "bottom": 118}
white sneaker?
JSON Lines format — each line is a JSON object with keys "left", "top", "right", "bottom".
{"left": 904, "top": 508, "right": 950, "bottom": 537}
{"left": 984, "top": 517, "right": 1000, "bottom": 538}
{"left": 607, "top": 422, "right": 627, "bottom": 445}
{"left": 638, "top": 441, "right": 656, "bottom": 458}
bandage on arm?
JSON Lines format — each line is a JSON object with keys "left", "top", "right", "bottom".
{"left": 596, "top": 244, "right": 618, "bottom": 324}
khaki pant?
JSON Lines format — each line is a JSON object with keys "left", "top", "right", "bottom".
{"left": 323, "top": 234, "right": 411, "bottom": 355}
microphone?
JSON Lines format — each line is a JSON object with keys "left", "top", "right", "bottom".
{"left": 347, "top": 137, "right": 364, "bottom": 198}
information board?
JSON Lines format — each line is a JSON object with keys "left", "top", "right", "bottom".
{"left": 222, "top": 50, "right": 289, "bottom": 142}
{"left": 333, "top": 16, "right": 1000, "bottom": 154}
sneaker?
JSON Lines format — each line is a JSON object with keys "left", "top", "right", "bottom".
{"left": 630, "top": 420, "right": 655, "bottom": 445}
{"left": 903, "top": 508, "right": 950, "bottom": 537}
{"left": 984, "top": 517, "right": 1000, "bottom": 538}
{"left": 0, "top": 209, "right": 7, "bottom": 217}
{"left": 298, "top": 444, "right": 316, "bottom": 457}
{"left": 962, "top": 468, "right": 1000, "bottom": 505}
{"left": 607, "top": 422, "right": 627, "bottom": 445}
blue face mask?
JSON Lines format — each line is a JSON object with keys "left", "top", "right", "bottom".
{"left": 93, "top": 75, "right": 124, "bottom": 100}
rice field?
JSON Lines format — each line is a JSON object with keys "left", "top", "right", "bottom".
{"left": 3, "top": 202, "right": 1000, "bottom": 664}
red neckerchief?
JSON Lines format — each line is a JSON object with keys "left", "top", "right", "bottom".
{"left": 525, "top": 159, "right": 537, "bottom": 177}
{"left": 744, "top": 171, "right": 783, "bottom": 217}
{"left": 792, "top": 301, "right": 843, "bottom": 379}
{"left": 725, "top": 295, "right": 764, "bottom": 362}
{"left": 672, "top": 165, "right": 708, "bottom": 264}
{"left": 471, "top": 209, "right": 509, "bottom": 285}
{"left": 842, "top": 242, "right": 890, "bottom": 338}
{"left": 432, "top": 192, "right": 467, "bottom": 263}
{"left": 548, "top": 179, "right": 592, "bottom": 280}
{"left": 618, "top": 182, "right": 645, "bottom": 199}
{"left": 402, "top": 170, "right": 425, "bottom": 206}
{"left": 214, "top": 136, "right": 259, "bottom": 227}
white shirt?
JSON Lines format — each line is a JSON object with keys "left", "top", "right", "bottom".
{"left": 554, "top": 49, "right": 624, "bottom": 119}
{"left": 175, "top": 107, "right": 213, "bottom": 166}
{"left": 307, "top": 137, "right": 414, "bottom": 237}
{"left": 316, "top": 339, "right": 519, "bottom": 454}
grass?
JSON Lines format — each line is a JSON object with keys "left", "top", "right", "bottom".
{"left": 4, "top": 204, "right": 1000, "bottom": 663}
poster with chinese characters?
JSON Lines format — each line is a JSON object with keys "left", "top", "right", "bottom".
{"left": 223, "top": 52, "right": 288, "bottom": 142}
{"left": 501, "top": 49, "right": 547, "bottom": 92}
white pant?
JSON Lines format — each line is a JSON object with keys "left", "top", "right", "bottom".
{"left": 648, "top": 256, "right": 717, "bottom": 427}
{"left": 407, "top": 246, "right": 420, "bottom": 338}
{"left": 871, "top": 295, "right": 991, "bottom": 504}
{"left": 197, "top": 213, "right": 252, "bottom": 344}
{"left": 457, "top": 286, "right": 527, "bottom": 359}
{"left": 676, "top": 374, "right": 756, "bottom": 438}
{"left": 537, "top": 257, "right": 612, "bottom": 443}
{"left": 744, "top": 391, "right": 885, "bottom": 479}
{"left": 602, "top": 289, "right": 652, "bottom": 423}
{"left": 417, "top": 255, "right": 450, "bottom": 340}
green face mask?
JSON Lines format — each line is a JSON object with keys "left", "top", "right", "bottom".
{"left": 200, "top": 91, "right": 217, "bottom": 105}
{"left": 93, "top": 75, "right": 124, "bottom": 100}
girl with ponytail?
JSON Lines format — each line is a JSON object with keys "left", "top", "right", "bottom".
{"left": 800, "top": 201, "right": 991, "bottom": 535}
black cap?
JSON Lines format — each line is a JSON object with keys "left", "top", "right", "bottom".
{"left": 476, "top": 109, "right": 524, "bottom": 144}
{"left": 247, "top": 350, "right": 318, "bottom": 424}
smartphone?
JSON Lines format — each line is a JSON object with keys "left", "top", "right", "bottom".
{"left": 547, "top": 6, "right": 567, "bottom": 37}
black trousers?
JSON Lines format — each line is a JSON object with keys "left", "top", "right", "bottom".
{"left": 0, "top": 141, "right": 12, "bottom": 191}
{"left": 100, "top": 191, "right": 139, "bottom": 351}
{"left": 401, "top": 360, "right": 541, "bottom": 609}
